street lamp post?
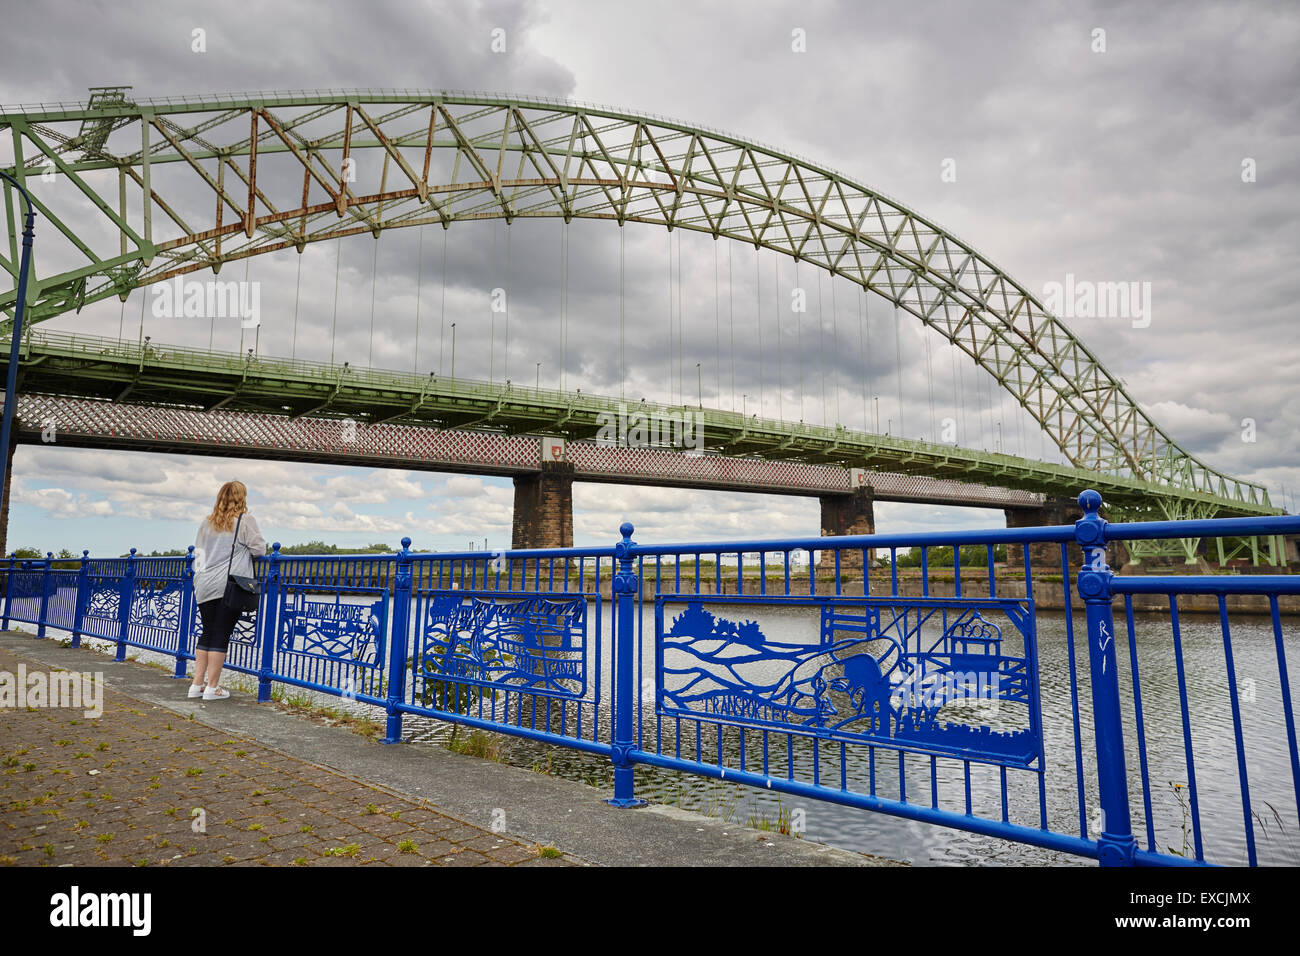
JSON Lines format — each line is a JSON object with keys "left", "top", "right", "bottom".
{"left": 0, "top": 172, "right": 37, "bottom": 540}
{"left": 696, "top": 363, "right": 702, "bottom": 408}
{"left": 450, "top": 323, "right": 456, "bottom": 380}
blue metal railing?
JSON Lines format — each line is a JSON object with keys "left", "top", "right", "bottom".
{"left": 2, "top": 489, "right": 1297, "bottom": 866}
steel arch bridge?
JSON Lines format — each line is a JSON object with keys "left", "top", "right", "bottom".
{"left": 0, "top": 87, "right": 1274, "bottom": 519}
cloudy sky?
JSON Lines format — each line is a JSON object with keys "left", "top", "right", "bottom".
{"left": 2, "top": 0, "right": 1296, "bottom": 556}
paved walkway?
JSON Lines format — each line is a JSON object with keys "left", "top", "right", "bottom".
{"left": 0, "top": 631, "right": 896, "bottom": 867}
{"left": 0, "top": 643, "right": 567, "bottom": 867}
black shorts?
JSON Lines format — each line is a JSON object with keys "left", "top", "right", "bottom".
{"left": 196, "top": 598, "right": 240, "bottom": 653}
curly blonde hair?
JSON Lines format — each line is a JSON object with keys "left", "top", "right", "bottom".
{"left": 207, "top": 480, "right": 248, "bottom": 533}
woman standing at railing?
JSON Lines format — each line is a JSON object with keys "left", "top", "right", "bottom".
{"left": 189, "top": 480, "right": 267, "bottom": 701}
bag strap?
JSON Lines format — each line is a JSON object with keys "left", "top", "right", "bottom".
{"left": 226, "top": 513, "right": 244, "bottom": 578}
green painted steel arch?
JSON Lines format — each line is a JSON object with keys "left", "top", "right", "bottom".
{"left": 0, "top": 88, "right": 1270, "bottom": 508}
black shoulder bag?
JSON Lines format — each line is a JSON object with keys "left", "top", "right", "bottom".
{"left": 221, "top": 514, "right": 260, "bottom": 613}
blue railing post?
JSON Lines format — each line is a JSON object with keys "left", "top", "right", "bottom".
{"left": 2, "top": 553, "right": 17, "bottom": 630}
{"left": 608, "top": 522, "right": 646, "bottom": 807}
{"left": 35, "top": 551, "right": 54, "bottom": 639}
{"left": 71, "top": 550, "right": 89, "bottom": 648}
{"left": 175, "top": 546, "right": 195, "bottom": 679}
{"left": 1075, "top": 488, "right": 1136, "bottom": 866}
{"left": 0, "top": 548, "right": 15, "bottom": 632}
{"left": 382, "top": 537, "right": 414, "bottom": 744}
{"left": 116, "top": 548, "right": 136, "bottom": 661}
{"left": 257, "top": 543, "right": 282, "bottom": 703}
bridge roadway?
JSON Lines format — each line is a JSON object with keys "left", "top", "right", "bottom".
{"left": 2, "top": 330, "right": 1271, "bottom": 519}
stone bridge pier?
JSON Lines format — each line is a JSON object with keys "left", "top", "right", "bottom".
{"left": 819, "top": 486, "right": 876, "bottom": 569}
{"left": 1003, "top": 496, "right": 1128, "bottom": 574}
{"left": 511, "top": 461, "right": 575, "bottom": 550}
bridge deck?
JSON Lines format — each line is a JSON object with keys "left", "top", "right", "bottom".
{"left": 11, "top": 394, "right": 1042, "bottom": 507}
{"left": 2, "top": 330, "right": 1271, "bottom": 516}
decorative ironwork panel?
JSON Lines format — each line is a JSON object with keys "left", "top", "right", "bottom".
{"left": 130, "top": 581, "right": 183, "bottom": 632}
{"left": 276, "top": 589, "right": 388, "bottom": 669}
{"left": 415, "top": 590, "right": 591, "bottom": 701}
{"left": 3, "top": 568, "right": 46, "bottom": 624}
{"left": 656, "top": 595, "right": 1042, "bottom": 767}
{"left": 79, "top": 578, "right": 123, "bottom": 639}
{"left": 123, "top": 579, "right": 185, "bottom": 651}
{"left": 190, "top": 604, "right": 258, "bottom": 646}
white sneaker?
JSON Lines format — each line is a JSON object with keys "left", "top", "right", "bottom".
{"left": 202, "top": 686, "right": 230, "bottom": 701}
{"left": 187, "top": 683, "right": 206, "bottom": 699}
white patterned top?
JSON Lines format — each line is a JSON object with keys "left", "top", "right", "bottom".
{"left": 193, "top": 514, "right": 268, "bottom": 605}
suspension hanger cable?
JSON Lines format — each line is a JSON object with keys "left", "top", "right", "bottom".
{"left": 118, "top": 296, "right": 125, "bottom": 343}
{"left": 252, "top": 255, "right": 260, "bottom": 357}
{"left": 982, "top": 370, "right": 992, "bottom": 449}
{"left": 368, "top": 234, "right": 380, "bottom": 367}
{"left": 858, "top": 286, "right": 867, "bottom": 430}
{"left": 619, "top": 225, "right": 626, "bottom": 399}
{"left": 504, "top": 219, "right": 511, "bottom": 382}
{"left": 330, "top": 237, "right": 341, "bottom": 365}
{"left": 774, "top": 254, "right": 783, "bottom": 420}
{"left": 561, "top": 221, "right": 568, "bottom": 392}
{"left": 1000, "top": 389, "right": 1008, "bottom": 453}
{"left": 925, "top": 332, "right": 936, "bottom": 442}
{"left": 439, "top": 227, "right": 447, "bottom": 375}
{"left": 292, "top": 249, "right": 303, "bottom": 361}
{"left": 489, "top": 220, "right": 497, "bottom": 384}
{"left": 557, "top": 221, "right": 563, "bottom": 391}
{"left": 413, "top": 225, "right": 424, "bottom": 372}
{"left": 728, "top": 240, "right": 735, "bottom": 411}
{"left": 1016, "top": 391, "right": 1025, "bottom": 457}
{"left": 816, "top": 267, "right": 827, "bottom": 425}
{"left": 795, "top": 259, "right": 804, "bottom": 422}
{"left": 667, "top": 229, "right": 674, "bottom": 404}
{"left": 893, "top": 304, "right": 904, "bottom": 437}
{"left": 755, "top": 245, "right": 763, "bottom": 415}
{"left": 956, "top": 339, "right": 968, "bottom": 445}
{"left": 948, "top": 337, "right": 960, "bottom": 444}
{"left": 676, "top": 229, "right": 684, "bottom": 404}
{"left": 714, "top": 238, "right": 721, "bottom": 408}
{"left": 238, "top": 257, "right": 248, "bottom": 354}
{"left": 830, "top": 273, "right": 840, "bottom": 427}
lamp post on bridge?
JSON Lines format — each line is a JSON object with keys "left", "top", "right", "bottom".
{"left": 450, "top": 323, "right": 456, "bottom": 381}
{"left": 0, "top": 171, "right": 37, "bottom": 543}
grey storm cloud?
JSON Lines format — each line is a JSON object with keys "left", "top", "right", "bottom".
{"left": 3, "top": 0, "right": 1298, "bottom": 552}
